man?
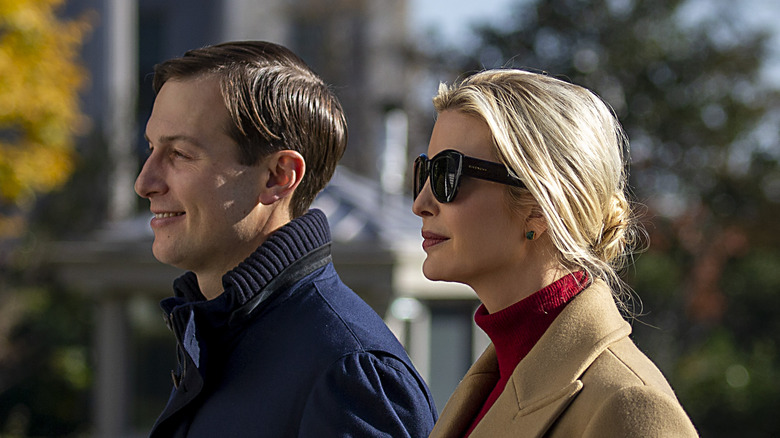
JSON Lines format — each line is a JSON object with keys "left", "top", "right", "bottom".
{"left": 134, "top": 41, "right": 437, "bottom": 437}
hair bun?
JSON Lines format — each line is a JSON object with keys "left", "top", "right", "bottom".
{"left": 593, "top": 192, "right": 636, "bottom": 266}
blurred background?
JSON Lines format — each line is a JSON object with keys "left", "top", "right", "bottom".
{"left": 1, "top": 0, "right": 779, "bottom": 436}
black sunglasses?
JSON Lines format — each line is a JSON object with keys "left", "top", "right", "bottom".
{"left": 413, "top": 149, "right": 526, "bottom": 203}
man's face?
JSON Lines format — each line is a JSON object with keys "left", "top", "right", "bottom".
{"left": 134, "top": 75, "right": 270, "bottom": 279}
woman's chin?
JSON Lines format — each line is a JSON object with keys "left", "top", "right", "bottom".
{"left": 422, "top": 261, "right": 455, "bottom": 283}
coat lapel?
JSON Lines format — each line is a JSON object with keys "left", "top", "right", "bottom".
{"left": 432, "top": 280, "right": 632, "bottom": 438}
{"left": 429, "top": 347, "right": 499, "bottom": 438}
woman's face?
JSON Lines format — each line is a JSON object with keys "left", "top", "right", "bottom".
{"left": 412, "top": 110, "right": 530, "bottom": 292}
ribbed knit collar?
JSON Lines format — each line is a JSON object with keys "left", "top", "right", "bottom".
{"left": 171, "top": 209, "right": 331, "bottom": 306}
{"left": 474, "top": 271, "right": 588, "bottom": 380}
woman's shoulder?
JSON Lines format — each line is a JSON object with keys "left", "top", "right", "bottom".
{"left": 584, "top": 335, "right": 677, "bottom": 397}
{"left": 573, "top": 380, "right": 699, "bottom": 437}
{"left": 557, "top": 336, "right": 699, "bottom": 437}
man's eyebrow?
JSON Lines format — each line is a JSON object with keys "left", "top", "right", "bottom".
{"left": 145, "top": 134, "right": 206, "bottom": 149}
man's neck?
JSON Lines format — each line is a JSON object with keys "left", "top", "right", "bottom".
{"left": 197, "top": 273, "right": 226, "bottom": 300}
{"left": 192, "top": 206, "right": 295, "bottom": 300}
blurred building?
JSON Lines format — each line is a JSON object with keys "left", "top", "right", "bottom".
{"left": 53, "top": 0, "right": 483, "bottom": 435}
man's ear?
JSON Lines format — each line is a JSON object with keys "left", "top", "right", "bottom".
{"left": 259, "top": 150, "right": 305, "bottom": 205}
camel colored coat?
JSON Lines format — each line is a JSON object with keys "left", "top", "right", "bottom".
{"left": 430, "top": 280, "right": 698, "bottom": 438}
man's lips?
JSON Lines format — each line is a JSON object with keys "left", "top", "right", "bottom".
{"left": 149, "top": 211, "right": 185, "bottom": 227}
{"left": 421, "top": 231, "right": 448, "bottom": 250}
{"left": 153, "top": 212, "right": 184, "bottom": 219}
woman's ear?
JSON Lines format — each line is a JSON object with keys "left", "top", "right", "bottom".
{"left": 524, "top": 205, "right": 549, "bottom": 241}
{"left": 259, "top": 150, "right": 306, "bottom": 205}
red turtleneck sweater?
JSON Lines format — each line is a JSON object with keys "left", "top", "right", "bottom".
{"left": 464, "top": 271, "right": 588, "bottom": 437}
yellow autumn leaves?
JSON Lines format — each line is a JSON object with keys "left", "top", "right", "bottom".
{"left": 0, "top": 0, "right": 91, "bottom": 214}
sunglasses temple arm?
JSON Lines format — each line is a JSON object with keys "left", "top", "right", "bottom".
{"left": 463, "top": 163, "right": 525, "bottom": 188}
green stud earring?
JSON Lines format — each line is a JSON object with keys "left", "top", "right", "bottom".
{"left": 526, "top": 231, "right": 535, "bottom": 240}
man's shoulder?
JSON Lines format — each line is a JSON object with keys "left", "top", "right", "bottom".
{"left": 246, "top": 263, "right": 406, "bottom": 358}
{"left": 309, "top": 265, "right": 404, "bottom": 351}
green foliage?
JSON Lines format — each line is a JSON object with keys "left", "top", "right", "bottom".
{"left": 0, "top": 280, "right": 93, "bottom": 436}
{"left": 673, "top": 328, "right": 779, "bottom": 436}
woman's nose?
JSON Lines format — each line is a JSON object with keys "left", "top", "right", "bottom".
{"left": 412, "top": 179, "right": 436, "bottom": 217}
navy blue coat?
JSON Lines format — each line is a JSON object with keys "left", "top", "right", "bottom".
{"left": 150, "top": 210, "right": 437, "bottom": 437}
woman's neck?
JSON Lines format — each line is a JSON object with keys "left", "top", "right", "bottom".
{"left": 472, "top": 239, "right": 570, "bottom": 314}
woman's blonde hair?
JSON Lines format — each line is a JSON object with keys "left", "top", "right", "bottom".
{"left": 433, "top": 69, "right": 644, "bottom": 310}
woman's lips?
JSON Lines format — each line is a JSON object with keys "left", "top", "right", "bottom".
{"left": 421, "top": 231, "right": 448, "bottom": 250}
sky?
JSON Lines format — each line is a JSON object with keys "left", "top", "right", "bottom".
{"left": 409, "top": 0, "right": 518, "bottom": 50}
{"left": 408, "top": 0, "right": 780, "bottom": 87}
{"left": 738, "top": 0, "right": 780, "bottom": 86}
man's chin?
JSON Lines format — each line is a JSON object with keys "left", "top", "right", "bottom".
{"left": 151, "top": 244, "right": 186, "bottom": 269}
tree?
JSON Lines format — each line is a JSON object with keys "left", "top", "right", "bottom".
{"left": 0, "top": 1, "right": 93, "bottom": 435}
{"left": 0, "top": 0, "right": 91, "bottom": 238}
{"left": 430, "top": 0, "right": 780, "bottom": 435}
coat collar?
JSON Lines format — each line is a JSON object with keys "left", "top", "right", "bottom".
{"left": 160, "top": 209, "right": 334, "bottom": 369}
{"left": 432, "top": 280, "right": 632, "bottom": 438}
{"left": 169, "top": 208, "right": 331, "bottom": 305}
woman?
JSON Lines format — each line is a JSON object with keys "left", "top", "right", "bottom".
{"left": 413, "top": 70, "right": 698, "bottom": 437}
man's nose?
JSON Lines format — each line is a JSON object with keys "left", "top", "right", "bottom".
{"left": 134, "top": 154, "right": 166, "bottom": 199}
